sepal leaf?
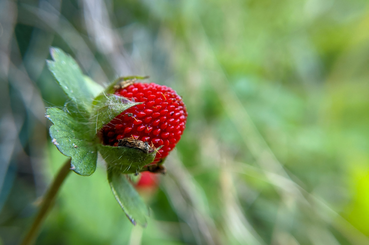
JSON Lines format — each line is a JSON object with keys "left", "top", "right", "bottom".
{"left": 98, "top": 143, "right": 156, "bottom": 174}
{"left": 104, "top": 76, "right": 149, "bottom": 94}
{"left": 108, "top": 170, "right": 149, "bottom": 227}
{"left": 91, "top": 94, "right": 141, "bottom": 132}
{"left": 47, "top": 48, "right": 99, "bottom": 114}
{"left": 84, "top": 75, "right": 104, "bottom": 98}
{"left": 46, "top": 107, "right": 97, "bottom": 176}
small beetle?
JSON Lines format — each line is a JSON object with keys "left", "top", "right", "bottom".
{"left": 118, "top": 137, "right": 153, "bottom": 154}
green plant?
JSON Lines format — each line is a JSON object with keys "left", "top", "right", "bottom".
{"left": 21, "top": 48, "right": 186, "bottom": 245}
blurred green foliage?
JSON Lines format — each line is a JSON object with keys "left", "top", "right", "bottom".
{"left": 1, "top": 0, "right": 369, "bottom": 244}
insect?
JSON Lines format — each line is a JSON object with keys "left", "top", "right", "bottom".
{"left": 118, "top": 137, "right": 153, "bottom": 154}
{"left": 145, "top": 164, "right": 166, "bottom": 174}
{"left": 113, "top": 78, "right": 136, "bottom": 90}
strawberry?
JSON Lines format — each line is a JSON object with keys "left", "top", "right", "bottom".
{"left": 135, "top": 172, "right": 158, "bottom": 200}
{"left": 136, "top": 172, "right": 158, "bottom": 188}
{"left": 101, "top": 82, "right": 187, "bottom": 165}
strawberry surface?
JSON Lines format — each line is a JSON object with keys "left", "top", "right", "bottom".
{"left": 101, "top": 82, "right": 187, "bottom": 164}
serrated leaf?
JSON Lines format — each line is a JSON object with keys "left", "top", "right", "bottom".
{"left": 47, "top": 107, "right": 97, "bottom": 176}
{"left": 91, "top": 94, "right": 141, "bottom": 132}
{"left": 98, "top": 144, "right": 156, "bottom": 174}
{"left": 47, "top": 48, "right": 98, "bottom": 114}
{"left": 84, "top": 75, "right": 104, "bottom": 98}
{"left": 108, "top": 170, "right": 149, "bottom": 226}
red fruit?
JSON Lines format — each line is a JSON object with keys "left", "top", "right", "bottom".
{"left": 101, "top": 82, "right": 187, "bottom": 164}
{"left": 136, "top": 172, "right": 157, "bottom": 188}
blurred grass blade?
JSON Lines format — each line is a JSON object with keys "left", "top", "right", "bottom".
{"left": 108, "top": 170, "right": 149, "bottom": 227}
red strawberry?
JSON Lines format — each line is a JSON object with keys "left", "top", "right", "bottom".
{"left": 101, "top": 82, "right": 187, "bottom": 165}
{"left": 136, "top": 172, "right": 158, "bottom": 188}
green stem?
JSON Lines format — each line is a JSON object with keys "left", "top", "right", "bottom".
{"left": 21, "top": 159, "right": 72, "bottom": 245}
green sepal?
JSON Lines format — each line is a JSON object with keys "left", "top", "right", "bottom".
{"left": 91, "top": 94, "right": 141, "bottom": 133}
{"left": 84, "top": 75, "right": 104, "bottom": 98}
{"left": 46, "top": 107, "right": 97, "bottom": 176}
{"left": 157, "top": 156, "right": 167, "bottom": 165}
{"left": 104, "top": 76, "right": 149, "bottom": 94}
{"left": 108, "top": 170, "right": 149, "bottom": 226}
{"left": 98, "top": 144, "right": 156, "bottom": 174}
{"left": 47, "top": 48, "right": 101, "bottom": 115}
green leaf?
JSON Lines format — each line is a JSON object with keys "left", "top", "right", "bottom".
{"left": 108, "top": 170, "right": 149, "bottom": 226}
{"left": 84, "top": 75, "right": 104, "bottom": 98}
{"left": 98, "top": 144, "right": 156, "bottom": 174}
{"left": 104, "top": 76, "right": 149, "bottom": 94}
{"left": 91, "top": 94, "right": 141, "bottom": 132}
{"left": 47, "top": 48, "right": 98, "bottom": 114}
{"left": 90, "top": 75, "right": 149, "bottom": 132}
{"left": 46, "top": 107, "right": 97, "bottom": 176}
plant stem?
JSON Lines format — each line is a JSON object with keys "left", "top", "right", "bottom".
{"left": 21, "top": 159, "right": 72, "bottom": 245}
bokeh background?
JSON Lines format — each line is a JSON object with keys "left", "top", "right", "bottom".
{"left": 1, "top": 0, "right": 369, "bottom": 244}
